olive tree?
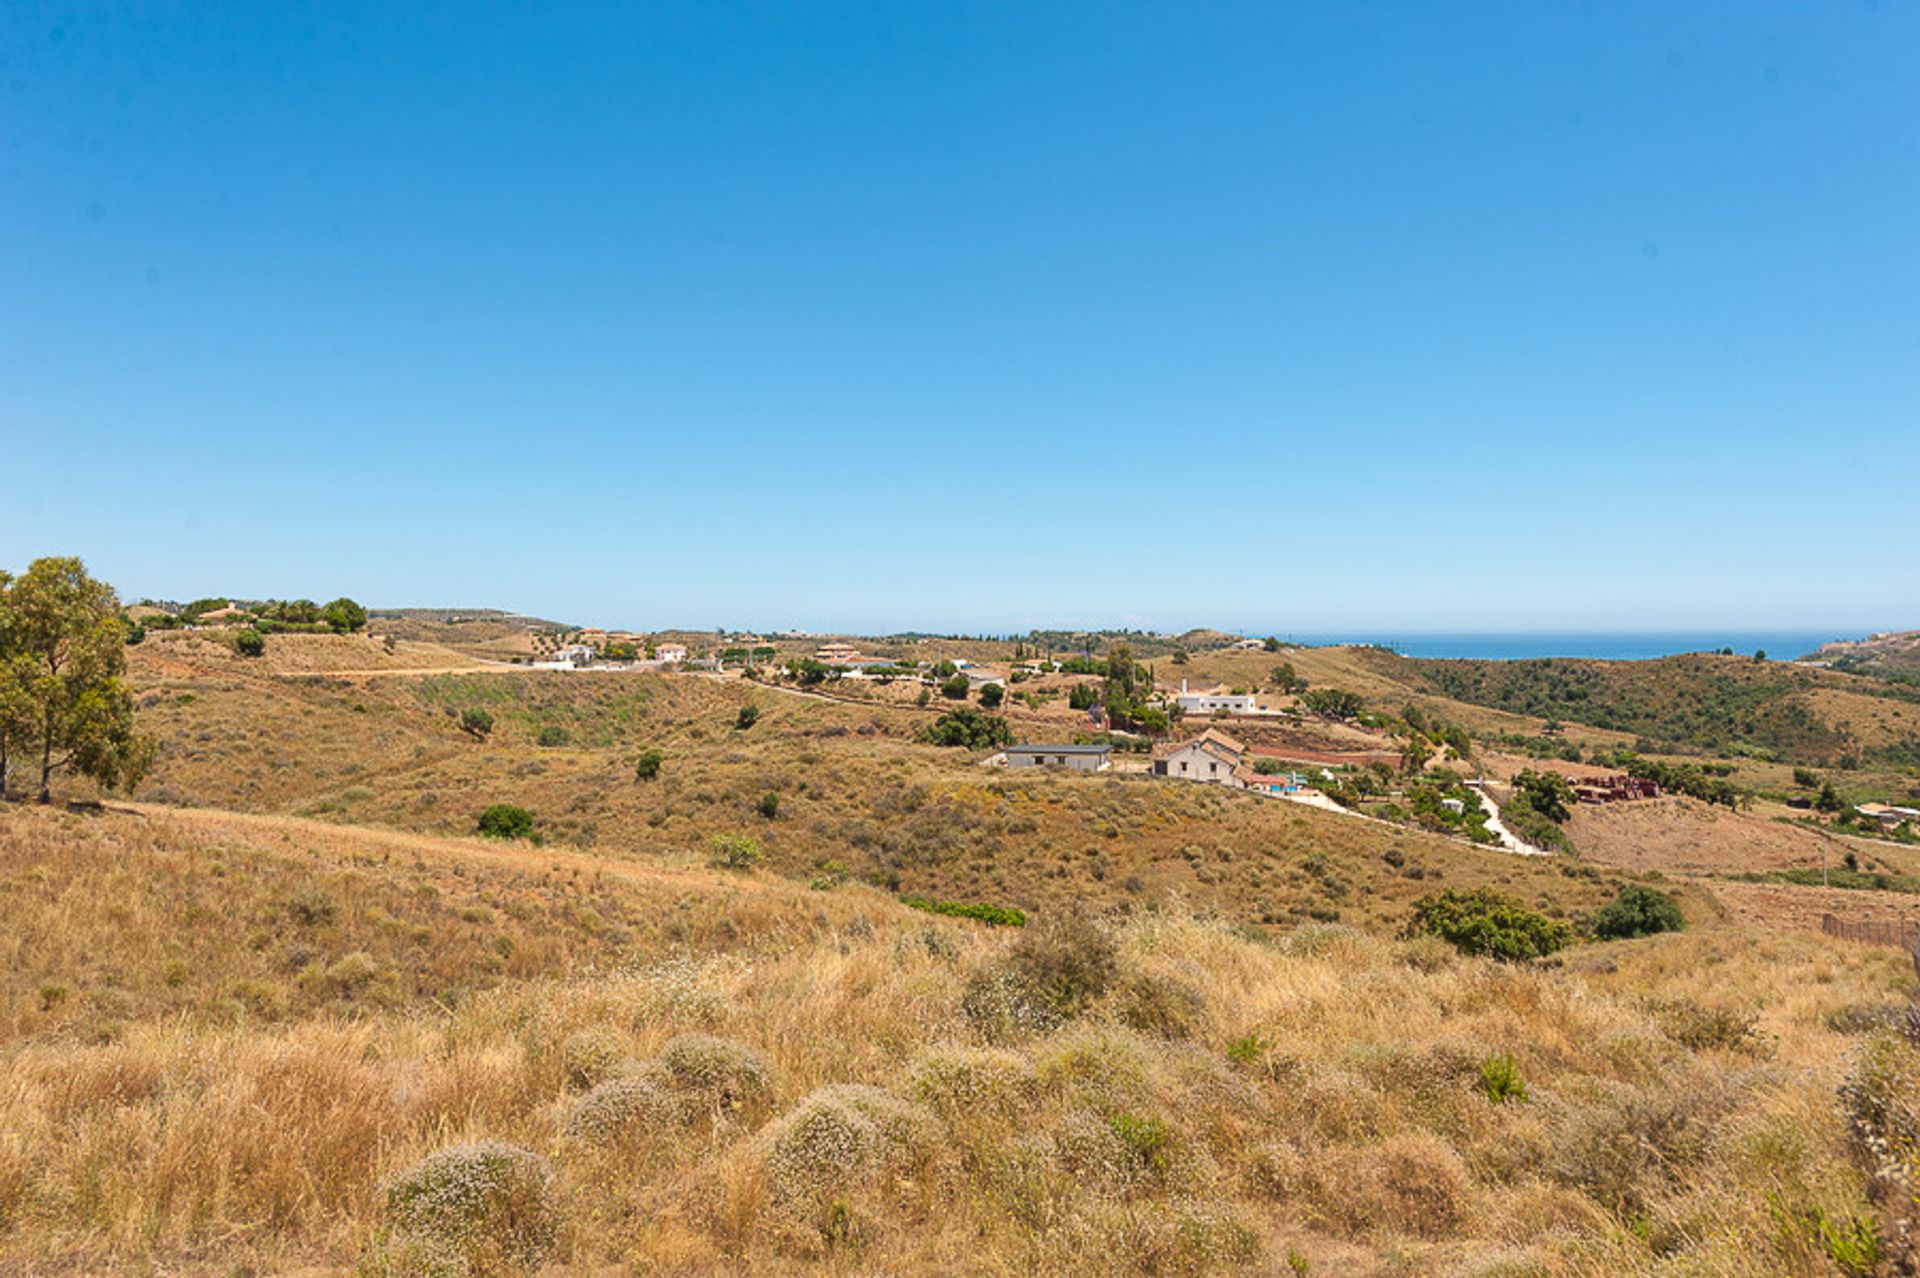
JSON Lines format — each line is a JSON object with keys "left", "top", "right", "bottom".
{"left": 2, "top": 557, "right": 154, "bottom": 803}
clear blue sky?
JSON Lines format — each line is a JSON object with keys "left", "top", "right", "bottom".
{"left": 3, "top": 2, "right": 1914, "bottom": 635}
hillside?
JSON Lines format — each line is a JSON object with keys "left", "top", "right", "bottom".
{"left": 1351, "top": 649, "right": 1920, "bottom": 767}
{"left": 1814, "top": 630, "right": 1920, "bottom": 682}
{"left": 0, "top": 800, "right": 1912, "bottom": 1275}
{"left": 117, "top": 636, "right": 1625, "bottom": 935}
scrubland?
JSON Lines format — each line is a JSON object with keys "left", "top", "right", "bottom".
{"left": 0, "top": 802, "right": 1916, "bottom": 1275}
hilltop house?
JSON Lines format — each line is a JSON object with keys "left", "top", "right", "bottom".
{"left": 1003, "top": 743, "right": 1112, "bottom": 772}
{"left": 1858, "top": 802, "right": 1920, "bottom": 832}
{"left": 1174, "top": 680, "right": 1261, "bottom": 715}
{"left": 654, "top": 643, "right": 688, "bottom": 663}
{"left": 815, "top": 642, "right": 861, "bottom": 663}
{"left": 1153, "top": 728, "right": 1247, "bottom": 785}
{"left": 534, "top": 643, "right": 595, "bottom": 670}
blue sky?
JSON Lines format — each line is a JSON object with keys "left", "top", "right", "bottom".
{"left": 2, "top": 2, "right": 1914, "bottom": 635}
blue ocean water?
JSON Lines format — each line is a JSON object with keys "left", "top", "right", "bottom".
{"left": 1279, "top": 632, "right": 1853, "bottom": 661}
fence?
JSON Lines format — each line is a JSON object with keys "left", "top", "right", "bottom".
{"left": 1822, "top": 914, "right": 1920, "bottom": 984}
{"left": 1821, "top": 914, "right": 1920, "bottom": 949}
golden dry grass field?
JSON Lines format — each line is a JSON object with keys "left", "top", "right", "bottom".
{"left": 2, "top": 800, "right": 1917, "bottom": 1276}
{"left": 1, "top": 631, "right": 1916, "bottom": 1275}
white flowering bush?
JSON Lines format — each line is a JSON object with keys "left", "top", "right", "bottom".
{"left": 759, "top": 1084, "right": 934, "bottom": 1205}
{"left": 654, "top": 1033, "right": 774, "bottom": 1111}
{"left": 907, "top": 1046, "right": 1037, "bottom": 1120}
{"left": 372, "top": 1142, "right": 558, "bottom": 1276}
{"left": 557, "top": 1028, "right": 627, "bottom": 1090}
{"left": 563, "top": 1075, "right": 684, "bottom": 1149}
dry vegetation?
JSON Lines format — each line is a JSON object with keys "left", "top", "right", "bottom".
{"left": 6, "top": 629, "right": 1918, "bottom": 1274}
{"left": 1, "top": 802, "right": 1914, "bottom": 1276}
{"left": 115, "top": 640, "right": 1637, "bottom": 934}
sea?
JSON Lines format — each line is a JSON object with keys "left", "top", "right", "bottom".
{"left": 1274, "top": 632, "right": 1854, "bottom": 662}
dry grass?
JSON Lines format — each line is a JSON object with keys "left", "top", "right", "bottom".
{"left": 105, "top": 649, "right": 1650, "bottom": 939}
{"left": 0, "top": 803, "right": 1912, "bottom": 1275}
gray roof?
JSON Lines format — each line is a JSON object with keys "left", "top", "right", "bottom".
{"left": 1007, "top": 743, "right": 1111, "bottom": 755}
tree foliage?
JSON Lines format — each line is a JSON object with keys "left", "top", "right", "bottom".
{"left": 321, "top": 597, "right": 368, "bottom": 633}
{"left": 459, "top": 708, "right": 494, "bottom": 741}
{"left": 918, "top": 707, "right": 1013, "bottom": 750}
{"left": 1512, "top": 770, "right": 1576, "bottom": 823}
{"left": 0, "top": 557, "right": 154, "bottom": 803}
{"left": 1405, "top": 888, "right": 1573, "bottom": 961}
{"left": 1590, "top": 885, "right": 1685, "bottom": 940}
{"left": 1301, "top": 688, "right": 1364, "bottom": 720}
{"left": 476, "top": 803, "right": 536, "bottom": 840}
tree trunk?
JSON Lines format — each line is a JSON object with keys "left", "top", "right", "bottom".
{"left": 38, "top": 708, "right": 53, "bottom": 804}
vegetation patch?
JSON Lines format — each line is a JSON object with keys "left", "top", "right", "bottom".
{"left": 899, "top": 895, "right": 1027, "bottom": 927}
{"left": 1404, "top": 888, "right": 1573, "bottom": 961}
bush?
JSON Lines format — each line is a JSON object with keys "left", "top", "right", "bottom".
{"left": 1478, "top": 1051, "right": 1528, "bottom": 1104}
{"left": 1512, "top": 770, "right": 1576, "bottom": 822}
{"left": 735, "top": 704, "right": 760, "bottom": 730}
{"left": 978, "top": 682, "right": 1005, "bottom": 709}
{"left": 535, "top": 725, "right": 570, "bottom": 748}
{"left": 558, "top": 1028, "right": 627, "bottom": 1090}
{"left": 232, "top": 628, "right": 266, "bottom": 658}
{"left": 459, "top": 708, "right": 493, "bottom": 741}
{"left": 964, "top": 913, "right": 1118, "bottom": 1037}
{"left": 1590, "top": 885, "right": 1685, "bottom": 940}
{"left": 757, "top": 792, "right": 780, "bottom": 820}
{"left": 563, "top": 1075, "right": 683, "bottom": 1149}
{"left": 759, "top": 1084, "right": 933, "bottom": 1205}
{"left": 476, "top": 804, "right": 535, "bottom": 841}
{"left": 1839, "top": 1032, "right": 1920, "bottom": 1224}
{"left": 900, "top": 895, "right": 1026, "bottom": 927}
{"left": 1405, "top": 888, "right": 1573, "bottom": 961}
{"left": 918, "top": 707, "right": 1013, "bottom": 750}
{"left": 940, "top": 673, "right": 972, "bottom": 700}
{"left": 653, "top": 1033, "right": 775, "bottom": 1111}
{"left": 376, "top": 1142, "right": 558, "bottom": 1275}
{"left": 707, "top": 832, "right": 762, "bottom": 870}
{"left": 634, "top": 749, "right": 662, "bottom": 781}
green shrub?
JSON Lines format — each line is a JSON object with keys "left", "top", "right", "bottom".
{"left": 899, "top": 895, "right": 1026, "bottom": 927}
{"left": 1512, "top": 770, "right": 1576, "bottom": 822}
{"left": 757, "top": 792, "right": 780, "bottom": 820}
{"left": 735, "top": 704, "right": 760, "bottom": 730}
{"left": 917, "top": 707, "right": 1012, "bottom": 749}
{"left": 232, "top": 628, "right": 266, "bottom": 658}
{"left": 459, "top": 708, "right": 493, "bottom": 741}
{"left": 1405, "top": 888, "right": 1572, "bottom": 961}
{"left": 634, "top": 749, "right": 662, "bottom": 780}
{"left": 940, "top": 673, "right": 972, "bottom": 700}
{"left": 535, "top": 725, "right": 569, "bottom": 748}
{"left": 1478, "top": 1051, "right": 1528, "bottom": 1104}
{"left": 476, "top": 804, "right": 535, "bottom": 841}
{"left": 1591, "top": 885, "right": 1685, "bottom": 940}
{"left": 375, "top": 1142, "right": 558, "bottom": 1275}
{"left": 707, "top": 832, "right": 762, "bottom": 870}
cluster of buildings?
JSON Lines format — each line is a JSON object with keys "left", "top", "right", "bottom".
{"left": 1856, "top": 802, "right": 1920, "bottom": 833}
{"left": 998, "top": 726, "right": 1313, "bottom": 798}
{"left": 1570, "top": 774, "right": 1661, "bottom": 803}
